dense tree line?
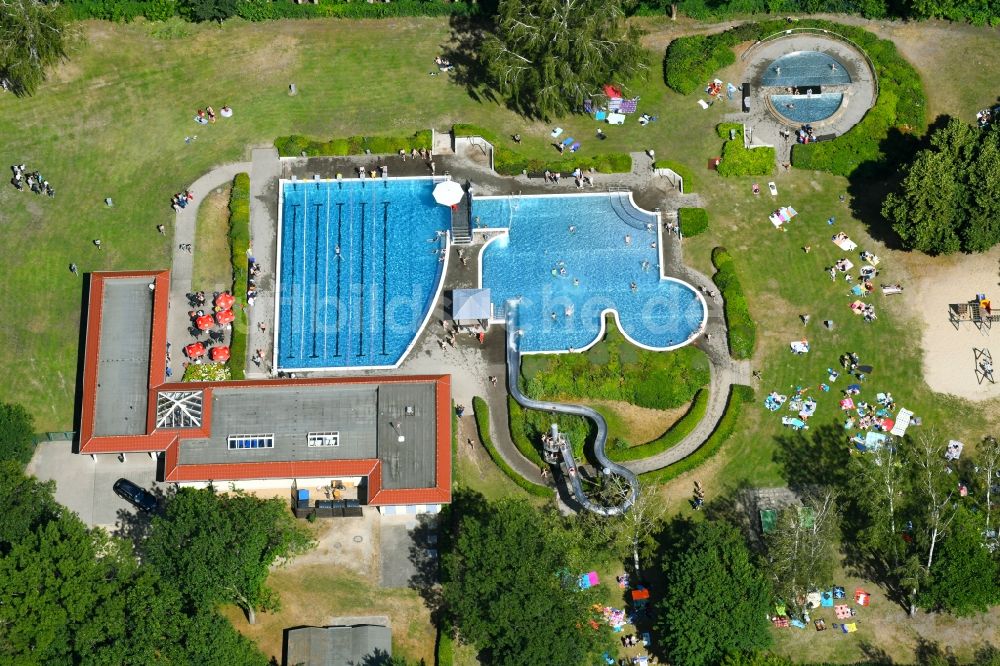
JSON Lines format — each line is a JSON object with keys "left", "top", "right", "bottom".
{"left": 883, "top": 118, "right": 1000, "bottom": 255}
{"left": 0, "top": 461, "right": 313, "bottom": 662}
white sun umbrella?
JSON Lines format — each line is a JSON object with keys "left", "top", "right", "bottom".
{"left": 433, "top": 180, "right": 465, "bottom": 207}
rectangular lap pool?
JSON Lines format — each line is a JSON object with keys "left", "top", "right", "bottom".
{"left": 276, "top": 178, "right": 450, "bottom": 370}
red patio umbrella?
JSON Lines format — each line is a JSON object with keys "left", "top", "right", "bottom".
{"left": 215, "top": 292, "right": 235, "bottom": 310}
{"left": 216, "top": 309, "right": 235, "bottom": 326}
{"left": 185, "top": 342, "right": 206, "bottom": 358}
{"left": 210, "top": 346, "right": 230, "bottom": 362}
{"left": 195, "top": 314, "right": 215, "bottom": 330}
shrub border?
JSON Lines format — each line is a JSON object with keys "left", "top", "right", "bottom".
{"left": 471, "top": 397, "right": 550, "bottom": 497}
{"left": 227, "top": 173, "right": 251, "bottom": 380}
{"left": 712, "top": 246, "right": 756, "bottom": 360}
{"left": 607, "top": 389, "right": 709, "bottom": 462}
{"left": 639, "top": 384, "right": 753, "bottom": 484}
{"left": 273, "top": 130, "right": 432, "bottom": 158}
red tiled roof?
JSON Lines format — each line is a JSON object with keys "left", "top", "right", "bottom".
{"left": 78, "top": 272, "right": 452, "bottom": 507}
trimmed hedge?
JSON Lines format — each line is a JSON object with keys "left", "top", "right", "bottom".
{"left": 639, "top": 384, "right": 753, "bottom": 484}
{"left": 507, "top": 397, "right": 546, "bottom": 468}
{"left": 712, "top": 247, "right": 756, "bottom": 360}
{"left": 274, "top": 130, "right": 432, "bottom": 158}
{"left": 678, "top": 207, "right": 709, "bottom": 237}
{"left": 664, "top": 20, "right": 926, "bottom": 177}
{"left": 716, "top": 124, "right": 775, "bottom": 177}
{"left": 436, "top": 623, "right": 455, "bottom": 666}
{"left": 653, "top": 159, "right": 697, "bottom": 193}
{"left": 227, "top": 173, "right": 251, "bottom": 380}
{"left": 452, "top": 124, "right": 632, "bottom": 176}
{"left": 60, "top": 0, "right": 476, "bottom": 22}
{"left": 471, "top": 397, "right": 550, "bottom": 498}
{"left": 607, "top": 389, "right": 709, "bottom": 462}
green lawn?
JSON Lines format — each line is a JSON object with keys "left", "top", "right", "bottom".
{"left": 191, "top": 183, "right": 233, "bottom": 293}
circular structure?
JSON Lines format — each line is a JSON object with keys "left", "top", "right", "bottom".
{"left": 744, "top": 32, "right": 876, "bottom": 138}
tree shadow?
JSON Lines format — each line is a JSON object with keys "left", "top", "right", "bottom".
{"left": 772, "top": 423, "right": 853, "bottom": 491}
{"left": 406, "top": 513, "right": 445, "bottom": 625}
{"left": 444, "top": 15, "right": 496, "bottom": 107}
{"left": 845, "top": 114, "right": 956, "bottom": 250}
{"left": 703, "top": 480, "right": 761, "bottom": 551}
{"left": 914, "top": 636, "right": 958, "bottom": 666}
{"left": 858, "top": 641, "right": 894, "bottom": 665}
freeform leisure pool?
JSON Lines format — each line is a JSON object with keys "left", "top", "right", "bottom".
{"left": 275, "top": 178, "right": 449, "bottom": 370}
{"left": 474, "top": 193, "right": 706, "bottom": 353}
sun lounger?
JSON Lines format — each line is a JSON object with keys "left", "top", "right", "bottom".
{"left": 698, "top": 99, "right": 710, "bottom": 109}
{"left": 607, "top": 113, "right": 625, "bottom": 125}
{"left": 551, "top": 127, "right": 563, "bottom": 138}
{"left": 768, "top": 182, "right": 778, "bottom": 196}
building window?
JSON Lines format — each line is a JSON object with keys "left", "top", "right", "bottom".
{"left": 228, "top": 434, "right": 274, "bottom": 450}
{"left": 307, "top": 431, "right": 340, "bottom": 447}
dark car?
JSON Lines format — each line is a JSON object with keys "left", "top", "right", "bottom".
{"left": 113, "top": 478, "right": 158, "bottom": 512}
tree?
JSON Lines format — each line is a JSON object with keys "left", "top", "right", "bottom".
{"left": 440, "top": 492, "right": 611, "bottom": 666}
{"left": 581, "top": 479, "right": 664, "bottom": 573}
{"left": 847, "top": 442, "right": 906, "bottom": 575}
{"left": 144, "top": 487, "right": 314, "bottom": 624}
{"left": 0, "top": 461, "right": 61, "bottom": 552}
{"left": 904, "top": 432, "right": 960, "bottom": 616}
{"left": 978, "top": 436, "right": 1000, "bottom": 533}
{"left": 764, "top": 490, "right": 839, "bottom": 616}
{"left": 656, "top": 520, "right": 772, "bottom": 666}
{"left": 178, "top": 0, "right": 237, "bottom": 23}
{"left": 0, "top": 0, "right": 70, "bottom": 97}
{"left": 0, "top": 402, "right": 36, "bottom": 467}
{"left": 481, "top": 0, "right": 646, "bottom": 119}
{"left": 918, "top": 506, "right": 1000, "bottom": 616}
{"left": 883, "top": 119, "right": 1000, "bottom": 254}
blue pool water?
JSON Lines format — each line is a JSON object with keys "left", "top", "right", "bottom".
{"left": 474, "top": 194, "right": 706, "bottom": 353}
{"left": 276, "top": 178, "right": 450, "bottom": 369}
{"left": 770, "top": 92, "right": 844, "bottom": 123}
{"left": 761, "top": 51, "right": 851, "bottom": 87}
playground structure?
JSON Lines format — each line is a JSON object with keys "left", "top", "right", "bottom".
{"left": 976, "top": 348, "right": 995, "bottom": 385}
{"left": 506, "top": 302, "right": 639, "bottom": 516}
{"left": 949, "top": 294, "right": 998, "bottom": 332}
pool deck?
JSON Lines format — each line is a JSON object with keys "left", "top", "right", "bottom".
{"left": 729, "top": 33, "right": 877, "bottom": 164}
{"left": 169, "top": 142, "right": 744, "bottom": 483}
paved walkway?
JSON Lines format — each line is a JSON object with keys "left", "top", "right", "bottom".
{"left": 246, "top": 147, "right": 281, "bottom": 376}
{"left": 167, "top": 161, "right": 251, "bottom": 378}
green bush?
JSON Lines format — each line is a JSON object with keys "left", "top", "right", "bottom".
{"left": 639, "top": 385, "right": 753, "bottom": 484}
{"left": 716, "top": 124, "right": 775, "bottom": 177}
{"left": 61, "top": 0, "right": 476, "bottom": 21}
{"left": 653, "top": 159, "right": 696, "bottom": 193}
{"left": 507, "top": 398, "right": 546, "bottom": 468}
{"left": 472, "top": 397, "right": 551, "bottom": 498}
{"left": 273, "top": 130, "right": 432, "bottom": 157}
{"left": 678, "top": 207, "right": 709, "bottom": 237}
{"left": 664, "top": 20, "right": 926, "bottom": 177}
{"left": 227, "top": 173, "right": 251, "bottom": 380}
{"left": 452, "top": 124, "right": 632, "bottom": 175}
{"left": 712, "top": 247, "right": 756, "bottom": 359}
{"left": 663, "top": 35, "right": 735, "bottom": 95}
{"left": 436, "top": 623, "right": 455, "bottom": 666}
{"left": 607, "top": 389, "right": 708, "bottom": 462}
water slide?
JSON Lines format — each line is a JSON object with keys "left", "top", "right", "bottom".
{"left": 505, "top": 303, "right": 639, "bottom": 516}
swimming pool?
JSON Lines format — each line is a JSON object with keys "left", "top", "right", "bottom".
{"left": 761, "top": 51, "right": 851, "bottom": 88}
{"left": 771, "top": 92, "right": 844, "bottom": 123}
{"left": 275, "top": 178, "right": 450, "bottom": 370}
{"left": 474, "top": 193, "right": 706, "bottom": 353}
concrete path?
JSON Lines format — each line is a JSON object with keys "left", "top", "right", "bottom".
{"left": 246, "top": 147, "right": 281, "bottom": 376}
{"left": 167, "top": 161, "right": 252, "bottom": 378}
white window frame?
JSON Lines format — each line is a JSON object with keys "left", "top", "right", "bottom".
{"left": 228, "top": 434, "right": 275, "bottom": 450}
{"left": 307, "top": 431, "right": 340, "bottom": 447}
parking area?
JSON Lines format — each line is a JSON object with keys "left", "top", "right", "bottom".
{"left": 379, "top": 514, "right": 438, "bottom": 589}
{"left": 27, "top": 441, "right": 160, "bottom": 529}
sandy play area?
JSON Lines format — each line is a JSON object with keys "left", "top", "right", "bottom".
{"left": 912, "top": 247, "right": 1000, "bottom": 401}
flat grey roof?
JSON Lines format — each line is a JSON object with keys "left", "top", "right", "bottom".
{"left": 376, "top": 383, "right": 437, "bottom": 490}
{"left": 177, "top": 385, "right": 379, "bottom": 466}
{"left": 177, "top": 382, "right": 438, "bottom": 489}
{"left": 285, "top": 625, "right": 391, "bottom": 666}
{"left": 93, "top": 278, "right": 153, "bottom": 437}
